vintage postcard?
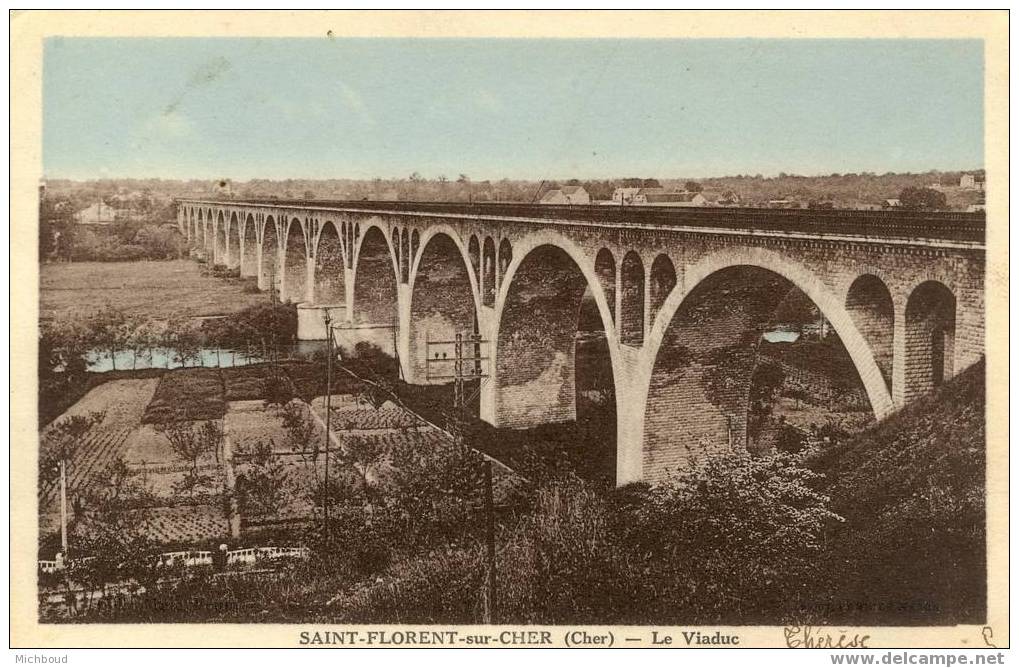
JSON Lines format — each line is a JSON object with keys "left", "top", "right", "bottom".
{"left": 9, "top": 10, "right": 1009, "bottom": 654}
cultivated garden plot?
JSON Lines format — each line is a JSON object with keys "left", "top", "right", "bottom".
{"left": 127, "top": 503, "right": 230, "bottom": 545}
{"left": 39, "top": 379, "right": 161, "bottom": 533}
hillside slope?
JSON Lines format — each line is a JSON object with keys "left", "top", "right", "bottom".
{"left": 810, "top": 360, "right": 986, "bottom": 624}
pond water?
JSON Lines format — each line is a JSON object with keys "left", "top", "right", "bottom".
{"left": 763, "top": 330, "right": 801, "bottom": 344}
{"left": 86, "top": 341, "right": 328, "bottom": 373}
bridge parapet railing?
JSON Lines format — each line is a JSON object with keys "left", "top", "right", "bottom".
{"left": 39, "top": 546, "right": 310, "bottom": 574}
{"left": 175, "top": 198, "right": 986, "bottom": 244}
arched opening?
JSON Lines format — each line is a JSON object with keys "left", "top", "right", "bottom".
{"left": 468, "top": 235, "right": 481, "bottom": 279}
{"left": 496, "top": 244, "right": 617, "bottom": 483}
{"left": 409, "top": 233, "right": 478, "bottom": 384}
{"left": 196, "top": 210, "right": 205, "bottom": 255}
{"left": 643, "top": 266, "right": 874, "bottom": 483}
{"left": 411, "top": 229, "right": 421, "bottom": 268}
{"left": 392, "top": 227, "right": 402, "bottom": 280}
{"left": 620, "top": 251, "right": 645, "bottom": 345}
{"left": 283, "top": 218, "right": 308, "bottom": 303}
{"left": 905, "top": 281, "right": 956, "bottom": 402}
{"left": 341, "top": 222, "right": 350, "bottom": 265}
{"left": 482, "top": 237, "right": 496, "bottom": 306}
{"left": 315, "top": 221, "right": 345, "bottom": 305}
{"left": 239, "top": 214, "right": 257, "bottom": 277}
{"left": 594, "top": 248, "right": 616, "bottom": 321}
{"left": 846, "top": 274, "right": 894, "bottom": 390}
{"left": 225, "top": 213, "right": 239, "bottom": 269}
{"left": 215, "top": 213, "right": 227, "bottom": 266}
{"left": 649, "top": 254, "right": 677, "bottom": 326}
{"left": 498, "top": 238, "right": 513, "bottom": 277}
{"left": 205, "top": 211, "right": 214, "bottom": 256}
{"left": 190, "top": 210, "right": 199, "bottom": 249}
{"left": 401, "top": 229, "right": 411, "bottom": 283}
{"left": 260, "top": 216, "right": 280, "bottom": 293}
{"left": 352, "top": 226, "right": 398, "bottom": 328}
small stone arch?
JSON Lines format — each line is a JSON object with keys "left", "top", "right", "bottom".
{"left": 468, "top": 234, "right": 481, "bottom": 279}
{"left": 904, "top": 280, "right": 956, "bottom": 402}
{"left": 620, "top": 251, "right": 645, "bottom": 345}
{"left": 401, "top": 228, "right": 411, "bottom": 283}
{"left": 649, "top": 254, "right": 677, "bottom": 327}
{"left": 482, "top": 237, "right": 496, "bottom": 306}
{"left": 846, "top": 273, "right": 894, "bottom": 391}
{"left": 498, "top": 238, "right": 513, "bottom": 290}
{"left": 594, "top": 248, "right": 616, "bottom": 322}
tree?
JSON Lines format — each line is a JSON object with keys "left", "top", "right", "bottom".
{"left": 162, "top": 316, "right": 202, "bottom": 369}
{"left": 88, "top": 305, "right": 132, "bottom": 371}
{"left": 237, "top": 440, "right": 292, "bottom": 520}
{"left": 899, "top": 186, "right": 947, "bottom": 211}
{"left": 684, "top": 180, "right": 704, "bottom": 193}
{"left": 163, "top": 420, "right": 220, "bottom": 496}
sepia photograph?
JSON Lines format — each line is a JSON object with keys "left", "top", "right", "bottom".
{"left": 10, "top": 9, "right": 1008, "bottom": 653}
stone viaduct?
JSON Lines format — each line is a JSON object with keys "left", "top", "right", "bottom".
{"left": 177, "top": 199, "right": 985, "bottom": 485}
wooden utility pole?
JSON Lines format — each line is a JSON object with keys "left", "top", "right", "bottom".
{"left": 59, "top": 459, "right": 68, "bottom": 556}
{"left": 322, "top": 308, "right": 333, "bottom": 544}
{"left": 483, "top": 459, "right": 496, "bottom": 624}
{"left": 426, "top": 328, "right": 494, "bottom": 622}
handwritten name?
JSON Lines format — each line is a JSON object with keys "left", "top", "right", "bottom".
{"left": 784, "top": 626, "right": 871, "bottom": 649}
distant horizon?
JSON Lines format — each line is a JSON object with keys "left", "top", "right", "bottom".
{"left": 44, "top": 38, "right": 983, "bottom": 181}
{"left": 42, "top": 166, "right": 986, "bottom": 185}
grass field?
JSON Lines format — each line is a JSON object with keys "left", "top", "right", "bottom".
{"left": 40, "top": 260, "right": 267, "bottom": 322}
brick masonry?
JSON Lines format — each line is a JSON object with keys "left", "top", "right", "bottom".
{"left": 180, "top": 202, "right": 986, "bottom": 485}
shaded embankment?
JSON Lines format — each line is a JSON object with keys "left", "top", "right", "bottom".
{"left": 807, "top": 359, "right": 986, "bottom": 625}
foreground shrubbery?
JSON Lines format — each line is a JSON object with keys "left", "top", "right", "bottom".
{"left": 48, "top": 345, "right": 985, "bottom": 626}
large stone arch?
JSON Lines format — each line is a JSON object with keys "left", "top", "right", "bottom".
{"left": 314, "top": 220, "right": 346, "bottom": 306}
{"left": 351, "top": 222, "right": 400, "bottom": 328}
{"left": 239, "top": 213, "right": 257, "bottom": 277}
{"left": 635, "top": 246, "right": 894, "bottom": 482}
{"left": 489, "top": 232, "right": 621, "bottom": 435}
{"left": 904, "top": 280, "right": 956, "bottom": 403}
{"left": 205, "top": 209, "right": 215, "bottom": 256}
{"left": 259, "top": 215, "right": 281, "bottom": 293}
{"left": 281, "top": 217, "right": 310, "bottom": 303}
{"left": 352, "top": 219, "right": 399, "bottom": 287}
{"left": 196, "top": 209, "right": 206, "bottom": 255}
{"left": 224, "top": 212, "right": 239, "bottom": 269}
{"left": 407, "top": 230, "right": 482, "bottom": 384}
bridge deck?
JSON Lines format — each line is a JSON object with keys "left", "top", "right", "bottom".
{"left": 180, "top": 198, "right": 986, "bottom": 244}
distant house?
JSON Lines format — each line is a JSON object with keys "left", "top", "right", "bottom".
{"left": 883, "top": 198, "right": 902, "bottom": 209}
{"left": 767, "top": 199, "right": 802, "bottom": 209}
{"left": 73, "top": 201, "right": 117, "bottom": 225}
{"left": 960, "top": 173, "right": 986, "bottom": 191}
{"left": 642, "top": 191, "right": 709, "bottom": 207}
{"left": 541, "top": 185, "right": 590, "bottom": 205}
{"left": 967, "top": 203, "right": 986, "bottom": 213}
{"left": 715, "top": 191, "right": 741, "bottom": 206}
{"left": 611, "top": 187, "right": 643, "bottom": 205}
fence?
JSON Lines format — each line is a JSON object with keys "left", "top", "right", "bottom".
{"left": 39, "top": 545, "right": 310, "bottom": 574}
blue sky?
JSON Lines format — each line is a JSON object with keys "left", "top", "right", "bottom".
{"left": 43, "top": 38, "right": 983, "bottom": 180}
